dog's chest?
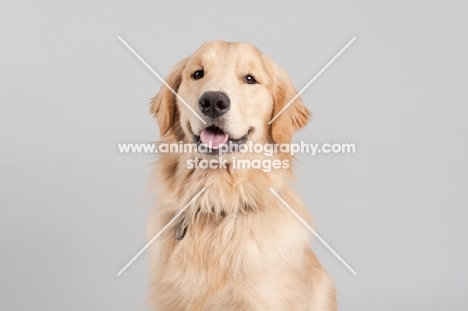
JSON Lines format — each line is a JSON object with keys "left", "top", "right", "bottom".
{"left": 166, "top": 210, "right": 304, "bottom": 277}
{"left": 172, "top": 213, "right": 262, "bottom": 267}
{"left": 157, "top": 212, "right": 309, "bottom": 310}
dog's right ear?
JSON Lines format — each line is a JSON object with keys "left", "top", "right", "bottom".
{"left": 270, "top": 68, "right": 311, "bottom": 144}
{"left": 150, "top": 57, "right": 188, "bottom": 137}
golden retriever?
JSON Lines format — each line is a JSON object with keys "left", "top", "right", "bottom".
{"left": 147, "top": 41, "right": 336, "bottom": 310}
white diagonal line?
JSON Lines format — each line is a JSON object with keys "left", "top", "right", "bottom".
{"left": 117, "top": 36, "right": 206, "bottom": 125}
{"left": 269, "top": 188, "right": 357, "bottom": 275}
{"left": 117, "top": 187, "right": 206, "bottom": 276}
{"left": 268, "top": 37, "right": 356, "bottom": 124}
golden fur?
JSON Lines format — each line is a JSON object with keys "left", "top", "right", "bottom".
{"left": 147, "top": 41, "right": 336, "bottom": 310}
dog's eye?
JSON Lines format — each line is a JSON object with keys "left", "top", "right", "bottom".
{"left": 191, "top": 70, "right": 204, "bottom": 80}
{"left": 243, "top": 74, "right": 257, "bottom": 84}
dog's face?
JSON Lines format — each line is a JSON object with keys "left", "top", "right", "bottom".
{"left": 151, "top": 41, "right": 310, "bottom": 155}
{"left": 179, "top": 41, "right": 274, "bottom": 152}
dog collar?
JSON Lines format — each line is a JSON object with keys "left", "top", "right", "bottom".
{"left": 175, "top": 210, "right": 228, "bottom": 240}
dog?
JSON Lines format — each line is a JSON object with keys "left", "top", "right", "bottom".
{"left": 146, "top": 41, "right": 337, "bottom": 310}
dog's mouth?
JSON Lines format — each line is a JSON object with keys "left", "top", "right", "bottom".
{"left": 193, "top": 126, "right": 250, "bottom": 155}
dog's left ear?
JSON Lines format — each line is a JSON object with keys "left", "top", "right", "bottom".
{"left": 270, "top": 68, "right": 311, "bottom": 144}
{"left": 150, "top": 57, "right": 188, "bottom": 137}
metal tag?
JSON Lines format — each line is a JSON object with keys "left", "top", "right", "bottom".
{"left": 175, "top": 217, "right": 187, "bottom": 240}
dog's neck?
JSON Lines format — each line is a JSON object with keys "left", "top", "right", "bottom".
{"left": 154, "top": 150, "right": 295, "bottom": 239}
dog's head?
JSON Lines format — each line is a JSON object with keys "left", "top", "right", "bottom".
{"left": 151, "top": 41, "right": 310, "bottom": 154}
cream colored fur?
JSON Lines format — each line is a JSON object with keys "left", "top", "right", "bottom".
{"left": 147, "top": 41, "right": 337, "bottom": 311}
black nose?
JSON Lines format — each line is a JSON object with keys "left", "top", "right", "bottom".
{"left": 198, "top": 91, "right": 231, "bottom": 118}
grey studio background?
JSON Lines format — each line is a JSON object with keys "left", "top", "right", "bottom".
{"left": 1, "top": 0, "right": 467, "bottom": 310}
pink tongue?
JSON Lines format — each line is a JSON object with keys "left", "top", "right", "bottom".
{"left": 200, "top": 129, "right": 228, "bottom": 148}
